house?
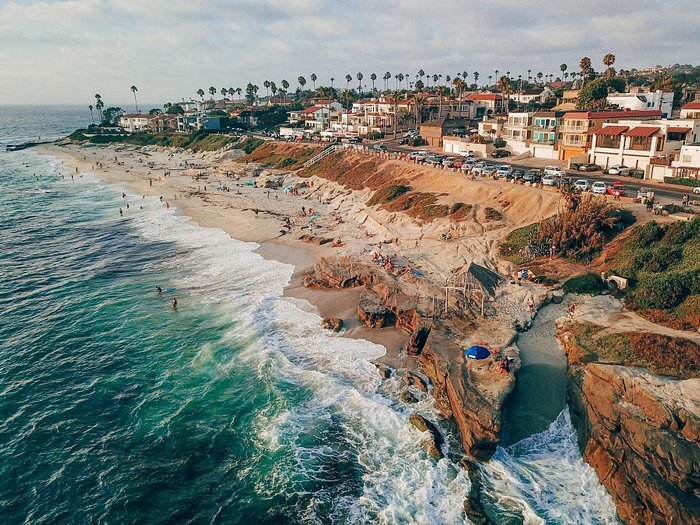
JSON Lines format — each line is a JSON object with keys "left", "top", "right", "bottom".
{"left": 147, "top": 114, "right": 179, "bottom": 133}
{"left": 420, "top": 119, "right": 466, "bottom": 148}
{"left": 672, "top": 143, "right": 700, "bottom": 181}
{"left": 511, "top": 87, "right": 554, "bottom": 105}
{"left": 298, "top": 105, "right": 333, "bottom": 131}
{"left": 680, "top": 101, "right": 700, "bottom": 119}
{"left": 119, "top": 113, "right": 154, "bottom": 132}
{"left": 477, "top": 118, "right": 504, "bottom": 141}
{"left": 589, "top": 118, "right": 700, "bottom": 176}
{"left": 502, "top": 111, "right": 562, "bottom": 159}
{"left": 552, "top": 90, "right": 579, "bottom": 111}
{"left": 558, "top": 110, "right": 662, "bottom": 162}
{"left": 465, "top": 93, "right": 505, "bottom": 116}
{"left": 606, "top": 90, "right": 674, "bottom": 117}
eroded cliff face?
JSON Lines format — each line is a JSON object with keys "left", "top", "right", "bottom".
{"left": 561, "top": 331, "right": 700, "bottom": 525}
{"left": 419, "top": 328, "right": 518, "bottom": 461}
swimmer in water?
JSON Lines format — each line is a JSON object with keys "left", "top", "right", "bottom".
{"left": 156, "top": 286, "right": 162, "bottom": 293}
{"left": 172, "top": 298, "right": 178, "bottom": 309}
{"left": 119, "top": 207, "right": 123, "bottom": 216}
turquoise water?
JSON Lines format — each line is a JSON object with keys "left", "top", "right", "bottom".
{"left": 0, "top": 108, "right": 620, "bottom": 524}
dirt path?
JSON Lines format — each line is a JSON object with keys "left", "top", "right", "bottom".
{"left": 501, "top": 302, "right": 569, "bottom": 445}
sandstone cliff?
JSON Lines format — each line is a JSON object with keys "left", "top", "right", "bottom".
{"left": 561, "top": 330, "right": 700, "bottom": 525}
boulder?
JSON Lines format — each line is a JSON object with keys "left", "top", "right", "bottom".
{"left": 321, "top": 317, "right": 343, "bottom": 332}
{"left": 358, "top": 289, "right": 394, "bottom": 328}
{"left": 400, "top": 390, "right": 418, "bottom": 403}
{"left": 404, "top": 371, "right": 429, "bottom": 392}
{"left": 376, "top": 365, "right": 393, "bottom": 379}
{"left": 409, "top": 413, "right": 444, "bottom": 460}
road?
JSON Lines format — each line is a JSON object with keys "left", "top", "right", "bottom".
{"left": 380, "top": 137, "right": 692, "bottom": 204}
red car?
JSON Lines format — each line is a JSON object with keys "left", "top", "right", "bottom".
{"left": 607, "top": 181, "right": 626, "bottom": 196}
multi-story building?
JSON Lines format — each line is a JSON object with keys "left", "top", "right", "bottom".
{"left": 589, "top": 119, "right": 700, "bottom": 175}
{"left": 606, "top": 89, "right": 674, "bottom": 117}
{"left": 466, "top": 93, "right": 505, "bottom": 116}
{"left": 558, "top": 110, "right": 662, "bottom": 161}
{"left": 119, "top": 113, "right": 154, "bottom": 133}
{"left": 680, "top": 101, "right": 700, "bottom": 119}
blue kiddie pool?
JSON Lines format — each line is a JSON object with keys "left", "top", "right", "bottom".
{"left": 465, "top": 345, "right": 491, "bottom": 360}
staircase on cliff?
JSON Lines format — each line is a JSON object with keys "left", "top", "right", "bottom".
{"left": 302, "top": 144, "right": 342, "bottom": 168}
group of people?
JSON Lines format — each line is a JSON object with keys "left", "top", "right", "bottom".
{"left": 156, "top": 286, "right": 177, "bottom": 309}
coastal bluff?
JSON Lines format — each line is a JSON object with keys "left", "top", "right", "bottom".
{"left": 304, "top": 255, "right": 519, "bottom": 461}
{"left": 560, "top": 329, "right": 700, "bottom": 525}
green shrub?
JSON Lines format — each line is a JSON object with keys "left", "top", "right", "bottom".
{"left": 563, "top": 273, "right": 606, "bottom": 295}
{"left": 367, "top": 184, "right": 411, "bottom": 206}
{"left": 664, "top": 177, "right": 700, "bottom": 187}
{"left": 407, "top": 137, "right": 426, "bottom": 147}
{"left": 643, "top": 247, "right": 683, "bottom": 273}
{"left": 630, "top": 275, "right": 687, "bottom": 310}
{"left": 629, "top": 169, "right": 644, "bottom": 179}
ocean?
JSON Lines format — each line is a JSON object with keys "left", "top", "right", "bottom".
{"left": 0, "top": 106, "right": 619, "bottom": 524}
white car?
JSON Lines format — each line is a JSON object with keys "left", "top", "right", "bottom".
{"left": 608, "top": 165, "right": 629, "bottom": 176}
{"left": 637, "top": 187, "right": 652, "bottom": 199}
{"left": 471, "top": 162, "right": 486, "bottom": 175}
{"left": 496, "top": 165, "right": 512, "bottom": 178}
{"left": 591, "top": 181, "right": 608, "bottom": 194}
{"left": 543, "top": 165, "right": 566, "bottom": 177}
{"left": 574, "top": 179, "right": 589, "bottom": 191}
{"left": 542, "top": 174, "right": 559, "bottom": 186}
{"left": 693, "top": 187, "right": 700, "bottom": 194}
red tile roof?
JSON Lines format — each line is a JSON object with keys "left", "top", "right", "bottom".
{"left": 625, "top": 126, "right": 660, "bottom": 137}
{"left": 681, "top": 101, "right": 700, "bottom": 110}
{"left": 564, "top": 110, "right": 662, "bottom": 119}
{"left": 666, "top": 126, "right": 691, "bottom": 133}
{"left": 466, "top": 93, "right": 503, "bottom": 101}
{"left": 596, "top": 125, "right": 628, "bottom": 136}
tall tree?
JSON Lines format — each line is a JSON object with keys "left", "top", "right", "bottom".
{"left": 537, "top": 71, "right": 544, "bottom": 84}
{"left": 497, "top": 75, "right": 513, "bottom": 113}
{"left": 488, "top": 75, "right": 492, "bottom": 87}
{"left": 603, "top": 53, "right": 616, "bottom": 77}
{"left": 130, "top": 85, "right": 139, "bottom": 113}
{"left": 579, "top": 57, "right": 592, "bottom": 85}
{"left": 310, "top": 73, "right": 317, "bottom": 90}
{"left": 245, "top": 83, "right": 255, "bottom": 104}
{"left": 264, "top": 80, "right": 271, "bottom": 99}
{"left": 281, "top": 79, "right": 289, "bottom": 98}
{"left": 330, "top": 77, "right": 335, "bottom": 89}
{"left": 221, "top": 87, "right": 227, "bottom": 99}
{"left": 370, "top": 73, "right": 377, "bottom": 92}
{"left": 560, "top": 63, "right": 568, "bottom": 79}
{"left": 345, "top": 74, "right": 352, "bottom": 91}
{"left": 356, "top": 72, "right": 363, "bottom": 94}
{"left": 473, "top": 71, "right": 479, "bottom": 86}
{"left": 383, "top": 71, "right": 391, "bottom": 91}
{"left": 298, "top": 76, "right": 307, "bottom": 90}
{"left": 197, "top": 89, "right": 205, "bottom": 101}
{"left": 208, "top": 86, "right": 216, "bottom": 100}
{"left": 270, "top": 82, "right": 278, "bottom": 103}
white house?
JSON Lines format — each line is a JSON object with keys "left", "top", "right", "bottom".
{"left": 119, "top": 114, "right": 153, "bottom": 132}
{"left": 680, "top": 101, "right": 700, "bottom": 119}
{"left": 589, "top": 118, "right": 700, "bottom": 177}
{"left": 511, "top": 87, "right": 554, "bottom": 105}
{"left": 466, "top": 93, "right": 505, "bottom": 115}
{"left": 606, "top": 90, "right": 674, "bottom": 117}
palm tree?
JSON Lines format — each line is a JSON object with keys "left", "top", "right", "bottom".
{"left": 356, "top": 72, "right": 363, "bottom": 94}
{"left": 130, "top": 85, "right": 139, "bottom": 113}
{"left": 236, "top": 87, "right": 242, "bottom": 99}
{"left": 345, "top": 74, "right": 352, "bottom": 91}
{"left": 488, "top": 75, "right": 492, "bottom": 87}
{"left": 506, "top": 71, "right": 511, "bottom": 79}
{"left": 398, "top": 73, "right": 404, "bottom": 91}
{"left": 453, "top": 77, "right": 463, "bottom": 103}
{"left": 527, "top": 69, "right": 532, "bottom": 82}
{"left": 383, "top": 71, "right": 391, "bottom": 91}
{"left": 432, "top": 73, "right": 439, "bottom": 88}
{"left": 88, "top": 105, "right": 95, "bottom": 124}
{"left": 264, "top": 80, "right": 271, "bottom": 99}
{"left": 281, "top": 79, "right": 289, "bottom": 99}
{"left": 560, "top": 63, "right": 568, "bottom": 80}
{"left": 208, "top": 86, "right": 216, "bottom": 100}
{"left": 330, "top": 77, "right": 335, "bottom": 89}
{"left": 197, "top": 89, "right": 205, "bottom": 101}
{"left": 436, "top": 86, "right": 445, "bottom": 119}
{"left": 603, "top": 53, "right": 616, "bottom": 77}
{"left": 473, "top": 71, "right": 479, "bottom": 86}
{"left": 298, "top": 76, "right": 306, "bottom": 90}
{"left": 370, "top": 73, "right": 377, "bottom": 92}
{"left": 221, "top": 87, "right": 227, "bottom": 100}
{"left": 310, "top": 73, "right": 317, "bottom": 90}
{"left": 536, "top": 72, "right": 544, "bottom": 85}
{"left": 497, "top": 75, "right": 513, "bottom": 114}
{"left": 94, "top": 94, "right": 102, "bottom": 122}
{"left": 494, "top": 70, "right": 499, "bottom": 84}
{"left": 228, "top": 87, "right": 235, "bottom": 99}
{"left": 579, "top": 57, "right": 591, "bottom": 85}
{"left": 269, "top": 82, "right": 277, "bottom": 103}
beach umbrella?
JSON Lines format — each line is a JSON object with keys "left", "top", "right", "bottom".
{"left": 465, "top": 345, "right": 490, "bottom": 360}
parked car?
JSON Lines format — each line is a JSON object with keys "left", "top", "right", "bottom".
{"left": 591, "top": 181, "right": 608, "bottom": 195}
{"left": 559, "top": 177, "right": 572, "bottom": 188}
{"left": 522, "top": 170, "right": 540, "bottom": 183}
{"left": 607, "top": 181, "right": 626, "bottom": 196}
{"left": 637, "top": 187, "right": 652, "bottom": 199}
{"left": 373, "top": 144, "right": 388, "bottom": 152}
{"left": 511, "top": 168, "right": 525, "bottom": 180}
{"left": 574, "top": 179, "right": 589, "bottom": 191}
{"left": 491, "top": 149, "right": 510, "bottom": 158}
{"left": 471, "top": 163, "right": 486, "bottom": 175}
{"left": 482, "top": 166, "right": 497, "bottom": 177}
{"left": 543, "top": 165, "right": 567, "bottom": 177}
{"left": 608, "top": 165, "right": 630, "bottom": 176}
{"left": 542, "top": 174, "right": 559, "bottom": 186}
{"left": 442, "top": 158, "right": 456, "bottom": 168}
{"left": 496, "top": 165, "right": 512, "bottom": 178}
{"left": 693, "top": 187, "right": 700, "bottom": 194}
{"left": 425, "top": 155, "right": 444, "bottom": 165}
{"left": 577, "top": 163, "right": 601, "bottom": 172}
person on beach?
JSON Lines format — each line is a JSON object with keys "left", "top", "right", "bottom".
{"left": 528, "top": 297, "right": 535, "bottom": 314}
{"left": 683, "top": 194, "right": 690, "bottom": 207}
{"left": 172, "top": 298, "right": 178, "bottom": 309}
{"left": 166, "top": 202, "right": 170, "bottom": 209}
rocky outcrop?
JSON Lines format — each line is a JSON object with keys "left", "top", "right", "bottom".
{"left": 409, "top": 413, "right": 444, "bottom": 460}
{"left": 321, "top": 317, "right": 343, "bottom": 332}
{"left": 403, "top": 321, "right": 432, "bottom": 356}
{"left": 358, "top": 289, "right": 395, "bottom": 328}
{"left": 561, "top": 330, "right": 700, "bottom": 525}
{"left": 303, "top": 256, "right": 376, "bottom": 289}
{"left": 419, "top": 327, "right": 519, "bottom": 461}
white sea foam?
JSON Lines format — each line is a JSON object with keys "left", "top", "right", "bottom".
{"left": 75, "top": 175, "right": 620, "bottom": 524}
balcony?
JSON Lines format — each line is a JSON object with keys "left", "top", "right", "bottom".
{"left": 531, "top": 139, "right": 555, "bottom": 145}
{"left": 561, "top": 125, "right": 586, "bottom": 132}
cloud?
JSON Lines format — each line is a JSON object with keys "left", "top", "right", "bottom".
{"left": 0, "top": 0, "right": 696, "bottom": 104}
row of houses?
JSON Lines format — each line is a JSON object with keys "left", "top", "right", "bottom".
{"left": 119, "top": 112, "right": 226, "bottom": 134}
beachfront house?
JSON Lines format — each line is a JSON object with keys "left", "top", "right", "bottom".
{"left": 606, "top": 89, "right": 674, "bottom": 117}
{"left": 465, "top": 93, "right": 505, "bottom": 116}
{"left": 119, "top": 114, "right": 154, "bottom": 133}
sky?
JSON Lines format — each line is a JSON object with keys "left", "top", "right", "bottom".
{"left": 0, "top": 0, "right": 697, "bottom": 106}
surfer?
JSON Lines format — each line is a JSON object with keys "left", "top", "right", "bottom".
{"left": 156, "top": 286, "right": 162, "bottom": 294}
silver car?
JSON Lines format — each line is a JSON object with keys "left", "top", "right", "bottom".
{"left": 542, "top": 174, "right": 558, "bottom": 186}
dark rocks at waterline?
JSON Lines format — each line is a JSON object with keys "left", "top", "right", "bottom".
{"left": 321, "top": 317, "right": 344, "bottom": 332}
{"left": 399, "top": 390, "right": 417, "bottom": 403}
{"left": 376, "top": 364, "right": 393, "bottom": 379}
{"left": 409, "top": 413, "right": 444, "bottom": 460}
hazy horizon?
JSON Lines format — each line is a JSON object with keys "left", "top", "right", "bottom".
{"left": 1, "top": 0, "right": 697, "bottom": 106}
